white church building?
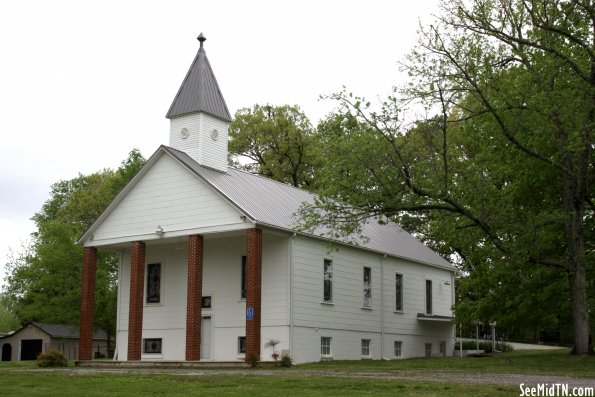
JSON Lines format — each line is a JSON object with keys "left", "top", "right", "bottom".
{"left": 77, "top": 34, "right": 456, "bottom": 364}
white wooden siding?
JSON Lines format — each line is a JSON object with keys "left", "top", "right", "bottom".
{"left": 290, "top": 236, "right": 455, "bottom": 363}
{"left": 91, "top": 153, "right": 244, "bottom": 245}
{"left": 169, "top": 113, "right": 229, "bottom": 172}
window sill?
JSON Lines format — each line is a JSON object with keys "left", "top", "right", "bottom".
{"left": 144, "top": 302, "right": 164, "bottom": 307}
{"left": 321, "top": 301, "right": 334, "bottom": 305}
{"left": 320, "top": 355, "right": 333, "bottom": 361}
{"left": 361, "top": 306, "right": 373, "bottom": 310}
{"left": 141, "top": 354, "right": 163, "bottom": 359}
{"left": 394, "top": 310, "right": 404, "bottom": 314}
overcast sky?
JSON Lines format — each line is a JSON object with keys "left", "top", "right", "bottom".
{"left": 0, "top": 0, "right": 441, "bottom": 287}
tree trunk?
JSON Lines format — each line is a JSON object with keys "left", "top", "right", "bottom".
{"left": 565, "top": 177, "right": 592, "bottom": 355}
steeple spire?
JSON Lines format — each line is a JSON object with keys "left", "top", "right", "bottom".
{"left": 166, "top": 33, "right": 231, "bottom": 121}
{"left": 167, "top": 34, "right": 230, "bottom": 173}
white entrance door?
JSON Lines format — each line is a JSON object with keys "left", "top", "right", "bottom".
{"left": 200, "top": 316, "right": 211, "bottom": 360}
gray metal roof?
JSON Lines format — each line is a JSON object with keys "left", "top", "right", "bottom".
{"left": 0, "top": 322, "right": 110, "bottom": 340}
{"left": 166, "top": 34, "right": 232, "bottom": 122}
{"left": 33, "top": 323, "right": 109, "bottom": 340}
{"left": 164, "top": 146, "right": 454, "bottom": 270}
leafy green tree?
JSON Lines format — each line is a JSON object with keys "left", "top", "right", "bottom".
{"left": 229, "top": 104, "right": 322, "bottom": 189}
{"left": 4, "top": 150, "right": 145, "bottom": 348}
{"left": 304, "top": 0, "right": 593, "bottom": 354}
{"left": 0, "top": 293, "right": 20, "bottom": 332}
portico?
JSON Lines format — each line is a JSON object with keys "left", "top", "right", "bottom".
{"left": 79, "top": 228, "right": 263, "bottom": 361}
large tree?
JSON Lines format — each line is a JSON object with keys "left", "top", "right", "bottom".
{"left": 4, "top": 150, "right": 145, "bottom": 345}
{"left": 303, "top": 0, "right": 593, "bottom": 354}
{"left": 229, "top": 104, "right": 322, "bottom": 189}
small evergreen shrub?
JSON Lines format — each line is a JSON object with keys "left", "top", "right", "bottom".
{"left": 279, "top": 354, "right": 293, "bottom": 367}
{"left": 36, "top": 349, "right": 68, "bottom": 368}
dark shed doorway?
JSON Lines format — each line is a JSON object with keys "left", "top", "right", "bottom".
{"left": 20, "top": 339, "right": 42, "bottom": 360}
{"left": 1, "top": 344, "right": 11, "bottom": 361}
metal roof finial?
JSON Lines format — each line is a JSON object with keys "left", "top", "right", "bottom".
{"left": 197, "top": 32, "right": 206, "bottom": 49}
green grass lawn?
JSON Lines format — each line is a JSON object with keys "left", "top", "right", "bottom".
{"left": 0, "top": 349, "right": 591, "bottom": 397}
{"left": 296, "top": 348, "right": 595, "bottom": 377}
{"left": 0, "top": 371, "right": 515, "bottom": 397}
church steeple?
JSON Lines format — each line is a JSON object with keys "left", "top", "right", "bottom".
{"left": 167, "top": 34, "right": 230, "bottom": 172}
{"left": 166, "top": 33, "right": 231, "bottom": 121}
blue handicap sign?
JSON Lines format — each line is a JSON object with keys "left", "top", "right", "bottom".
{"left": 247, "top": 307, "right": 254, "bottom": 320}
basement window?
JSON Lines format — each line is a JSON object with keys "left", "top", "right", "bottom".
{"left": 394, "top": 341, "right": 402, "bottom": 357}
{"left": 143, "top": 338, "right": 162, "bottom": 354}
{"left": 238, "top": 337, "right": 246, "bottom": 354}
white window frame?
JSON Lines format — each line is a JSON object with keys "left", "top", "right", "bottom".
{"left": 395, "top": 273, "right": 403, "bottom": 312}
{"left": 361, "top": 339, "right": 371, "bottom": 357}
{"left": 362, "top": 266, "right": 372, "bottom": 308}
{"left": 321, "top": 337, "right": 332, "bottom": 356}
{"left": 394, "top": 341, "right": 402, "bottom": 357}
{"left": 323, "top": 259, "right": 333, "bottom": 303}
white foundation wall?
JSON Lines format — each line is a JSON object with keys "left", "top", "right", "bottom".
{"left": 290, "top": 236, "right": 455, "bottom": 363}
{"left": 116, "top": 231, "right": 290, "bottom": 361}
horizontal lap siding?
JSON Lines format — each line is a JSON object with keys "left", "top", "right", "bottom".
{"left": 381, "top": 257, "right": 454, "bottom": 335}
{"left": 92, "top": 154, "right": 243, "bottom": 242}
{"left": 290, "top": 236, "right": 455, "bottom": 362}
{"left": 292, "top": 238, "right": 381, "bottom": 332}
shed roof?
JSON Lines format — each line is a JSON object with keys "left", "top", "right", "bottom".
{"left": 0, "top": 323, "right": 109, "bottom": 340}
{"left": 166, "top": 33, "right": 231, "bottom": 122}
{"left": 163, "top": 146, "right": 453, "bottom": 270}
{"left": 32, "top": 323, "right": 109, "bottom": 340}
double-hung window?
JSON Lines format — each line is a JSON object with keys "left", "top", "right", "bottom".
{"left": 321, "top": 337, "right": 331, "bottom": 356}
{"left": 394, "top": 341, "right": 402, "bottom": 357}
{"left": 361, "top": 339, "right": 371, "bottom": 357}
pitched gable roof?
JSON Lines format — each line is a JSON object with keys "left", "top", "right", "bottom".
{"left": 32, "top": 323, "right": 109, "bottom": 340}
{"left": 80, "top": 145, "right": 453, "bottom": 270}
{"left": 166, "top": 34, "right": 231, "bottom": 122}
{"left": 162, "top": 146, "right": 453, "bottom": 270}
{"left": 0, "top": 323, "right": 109, "bottom": 340}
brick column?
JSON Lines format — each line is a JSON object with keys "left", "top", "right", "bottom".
{"left": 186, "top": 234, "right": 204, "bottom": 361}
{"left": 245, "top": 228, "right": 262, "bottom": 360}
{"left": 128, "top": 241, "right": 145, "bottom": 361}
{"left": 79, "top": 246, "right": 97, "bottom": 361}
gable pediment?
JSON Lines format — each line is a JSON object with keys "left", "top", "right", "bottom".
{"left": 82, "top": 149, "right": 246, "bottom": 246}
